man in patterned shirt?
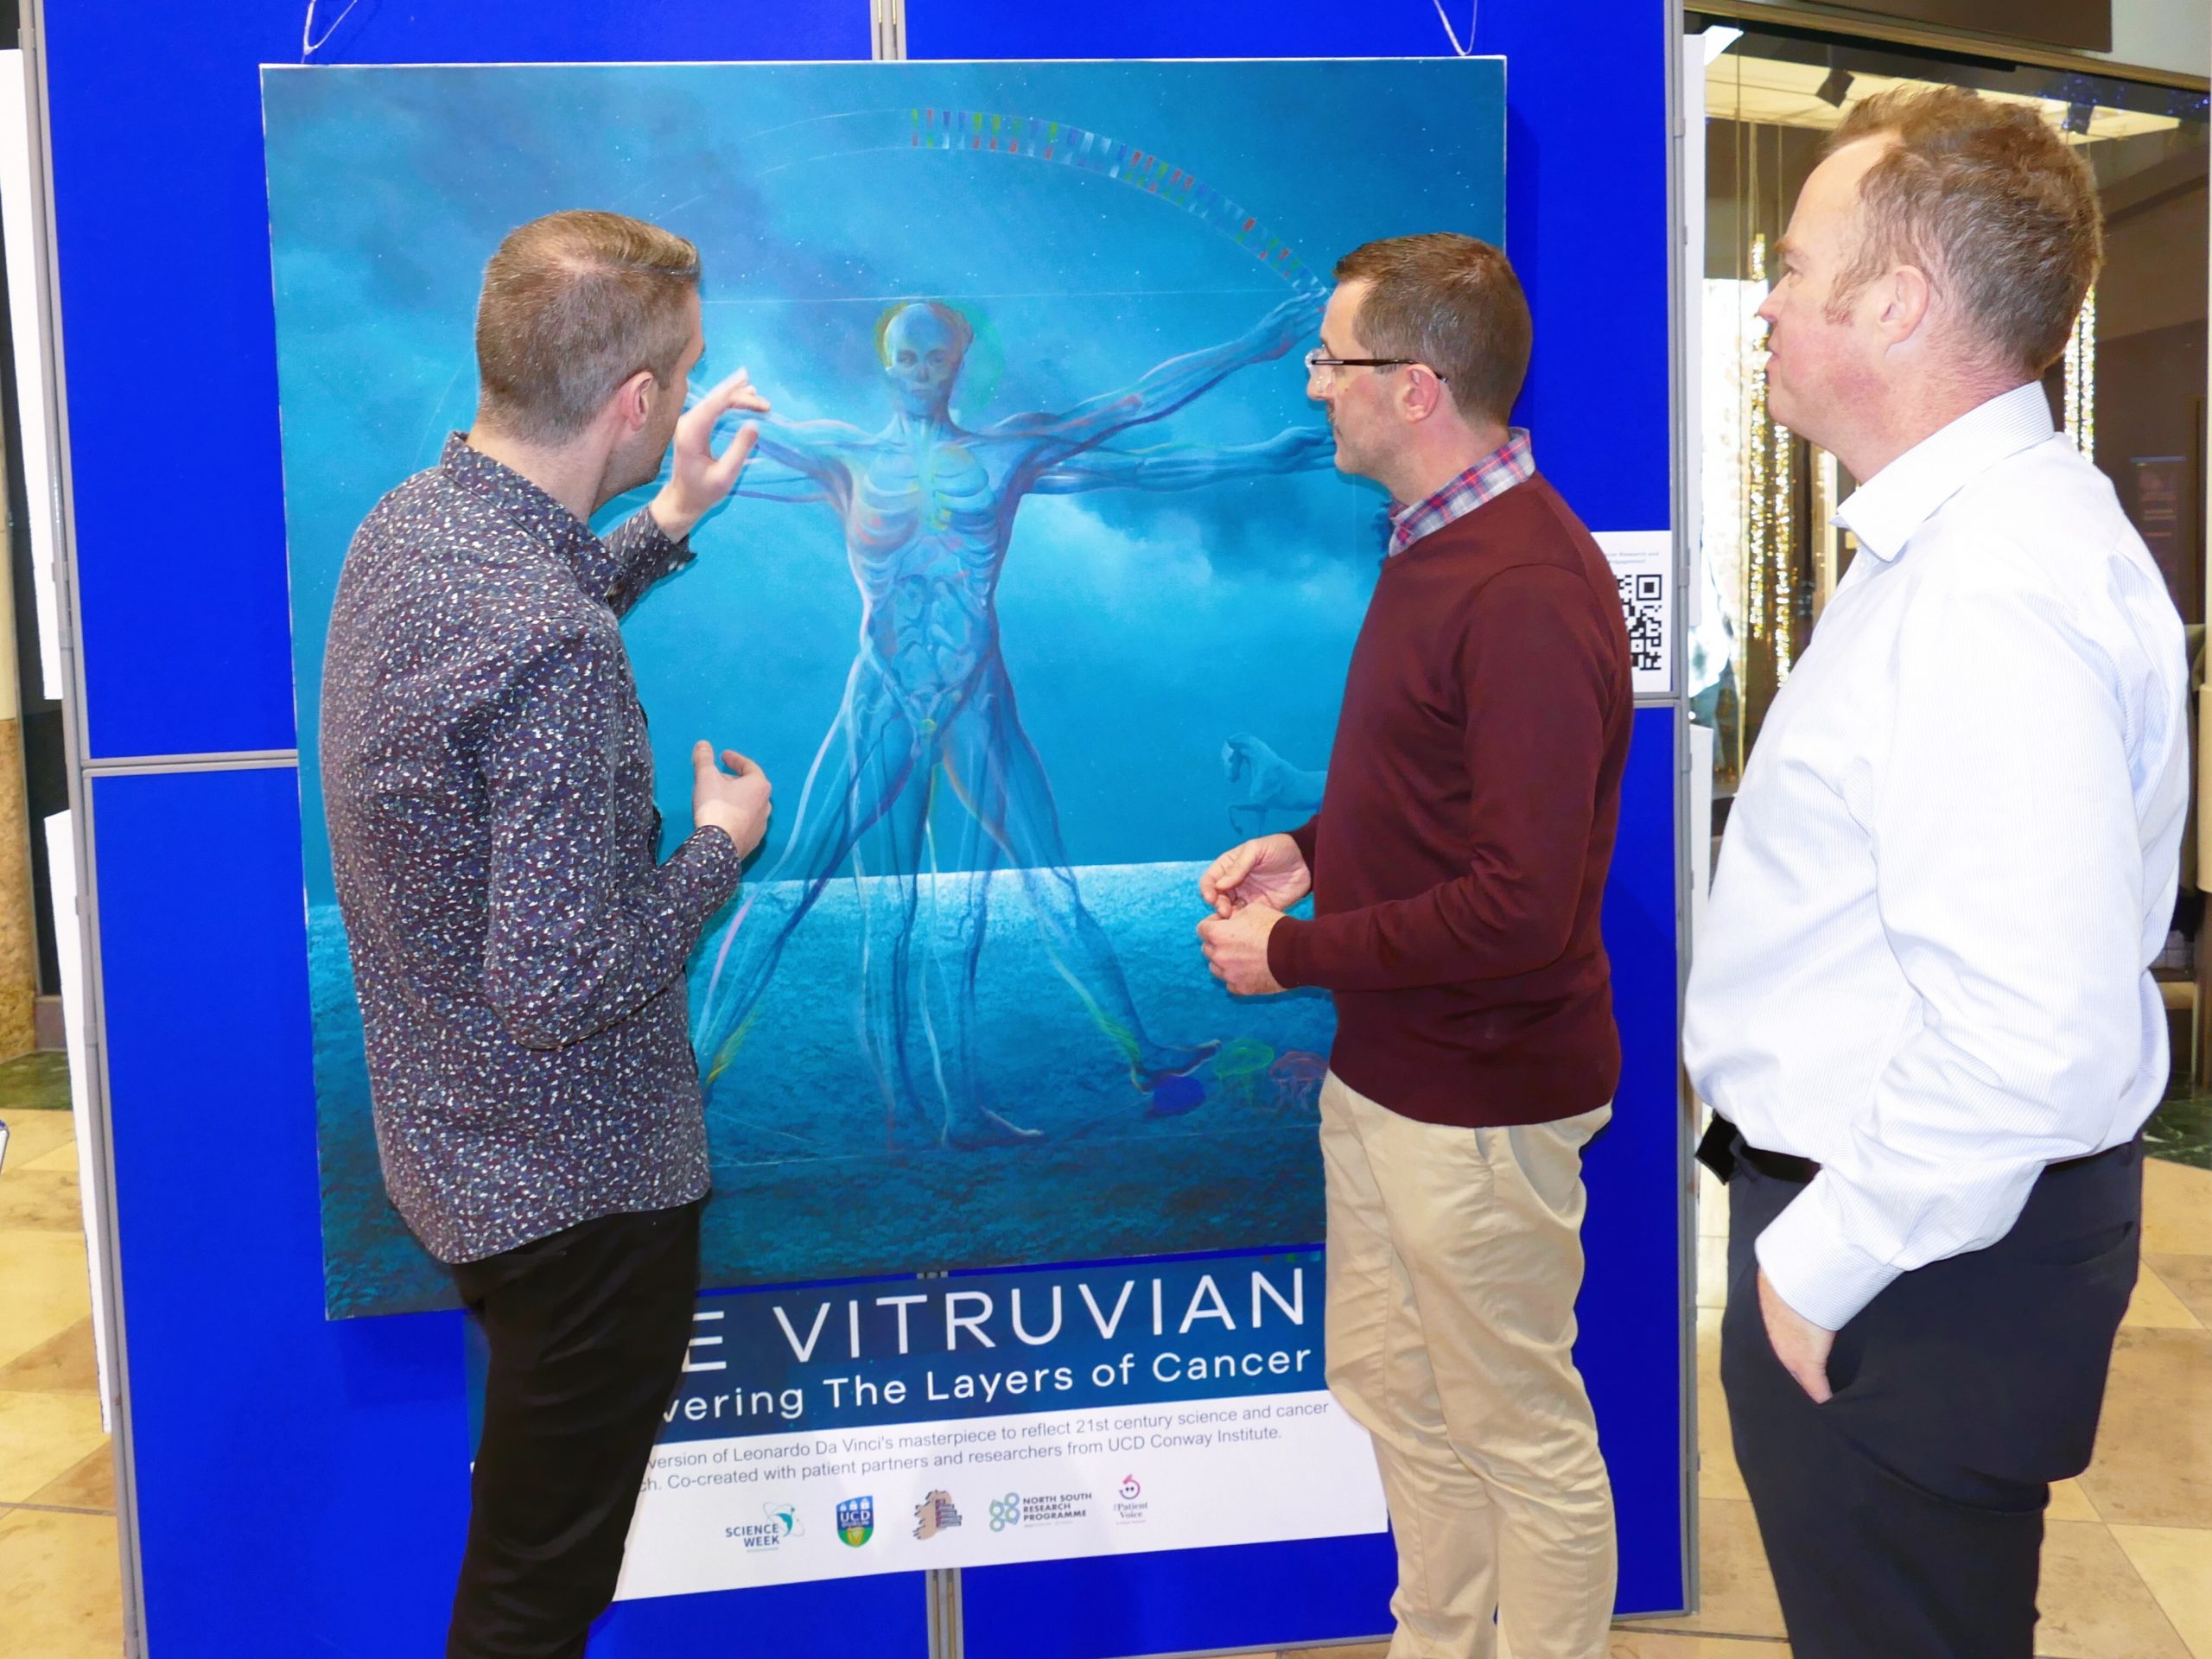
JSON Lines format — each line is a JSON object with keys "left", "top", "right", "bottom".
{"left": 1199, "top": 234, "right": 1631, "bottom": 1659}
{"left": 321, "top": 210, "right": 772, "bottom": 1657}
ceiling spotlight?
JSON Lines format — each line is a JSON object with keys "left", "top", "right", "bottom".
{"left": 2063, "top": 99, "right": 2094, "bottom": 135}
{"left": 1816, "top": 67, "right": 1855, "bottom": 108}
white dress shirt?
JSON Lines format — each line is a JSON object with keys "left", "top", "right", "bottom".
{"left": 1683, "top": 382, "right": 2188, "bottom": 1332}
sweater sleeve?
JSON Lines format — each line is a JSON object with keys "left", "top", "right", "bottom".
{"left": 1268, "top": 564, "right": 1612, "bottom": 991}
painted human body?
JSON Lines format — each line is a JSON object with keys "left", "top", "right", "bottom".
{"left": 698, "top": 294, "right": 1328, "bottom": 1144}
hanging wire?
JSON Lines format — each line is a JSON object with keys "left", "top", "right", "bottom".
{"left": 302, "top": 0, "right": 365, "bottom": 62}
{"left": 1432, "top": 0, "right": 1477, "bottom": 56}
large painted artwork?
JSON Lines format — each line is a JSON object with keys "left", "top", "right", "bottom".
{"left": 264, "top": 59, "right": 1505, "bottom": 1316}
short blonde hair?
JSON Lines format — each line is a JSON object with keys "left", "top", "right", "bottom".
{"left": 474, "top": 210, "right": 701, "bottom": 442}
{"left": 1826, "top": 86, "right": 2101, "bottom": 376}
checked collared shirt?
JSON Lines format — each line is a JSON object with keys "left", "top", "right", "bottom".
{"left": 1388, "top": 427, "right": 1536, "bottom": 556}
{"left": 321, "top": 435, "right": 742, "bottom": 1264}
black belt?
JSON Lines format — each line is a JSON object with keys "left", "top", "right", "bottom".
{"left": 1698, "top": 1113, "right": 2129, "bottom": 1186}
{"left": 1696, "top": 1115, "right": 1817, "bottom": 1185}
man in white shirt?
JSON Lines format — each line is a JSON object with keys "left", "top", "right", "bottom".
{"left": 1683, "top": 87, "right": 2186, "bottom": 1659}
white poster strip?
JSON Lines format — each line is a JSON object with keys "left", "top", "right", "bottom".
{"left": 617, "top": 1391, "right": 1384, "bottom": 1597}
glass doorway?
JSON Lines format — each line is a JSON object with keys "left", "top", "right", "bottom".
{"left": 1688, "top": 21, "right": 2208, "bottom": 791}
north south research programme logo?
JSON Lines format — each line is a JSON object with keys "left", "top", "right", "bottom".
{"left": 913, "top": 1490, "right": 963, "bottom": 1540}
{"left": 988, "top": 1492, "right": 1021, "bottom": 1533}
{"left": 837, "top": 1496, "right": 875, "bottom": 1548}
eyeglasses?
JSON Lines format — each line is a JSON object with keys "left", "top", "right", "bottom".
{"left": 1303, "top": 349, "right": 1447, "bottom": 383}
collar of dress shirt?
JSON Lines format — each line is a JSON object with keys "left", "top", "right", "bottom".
{"left": 1387, "top": 427, "right": 1535, "bottom": 556}
{"left": 441, "top": 433, "right": 626, "bottom": 600}
{"left": 1831, "top": 383, "right": 2056, "bottom": 564}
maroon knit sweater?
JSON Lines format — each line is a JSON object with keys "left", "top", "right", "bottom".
{"left": 1266, "top": 474, "right": 1633, "bottom": 1128}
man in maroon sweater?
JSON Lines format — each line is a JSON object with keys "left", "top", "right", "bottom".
{"left": 1200, "top": 234, "right": 1632, "bottom": 1659}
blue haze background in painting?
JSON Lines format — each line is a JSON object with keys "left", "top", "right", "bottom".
{"left": 264, "top": 60, "right": 1505, "bottom": 1316}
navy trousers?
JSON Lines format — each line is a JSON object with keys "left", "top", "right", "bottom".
{"left": 1720, "top": 1137, "right": 2140, "bottom": 1659}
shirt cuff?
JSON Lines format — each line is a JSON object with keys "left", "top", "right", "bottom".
{"left": 1752, "top": 1174, "right": 1903, "bottom": 1332}
{"left": 613, "top": 508, "right": 696, "bottom": 596}
{"left": 638, "top": 507, "right": 696, "bottom": 563}
{"left": 668, "top": 824, "right": 745, "bottom": 919}
{"left": 1267, "top": 915, "right": 1310, "bottom": 989}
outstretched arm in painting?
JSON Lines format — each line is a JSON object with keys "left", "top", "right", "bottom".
{"left": 733, "top": 457, "right": 834, "bottom": 505}
{"left": 1032, "top": 426, "right": 1332, "bottom": 494}
{"left": 994, "top": 289, "right": 1325, "bottom": 468}
{"left": 721, "top": 415, "right": 865, "bottom": 514}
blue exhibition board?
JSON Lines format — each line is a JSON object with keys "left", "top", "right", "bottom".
{"left": 53, "top": 2, "right": 1684, "bottom": 1654}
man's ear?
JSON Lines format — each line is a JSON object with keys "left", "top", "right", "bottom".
{"left": 1401, "top": 366, "right": 1448, "bottom": 424}
{"left": 1878, "top": 264, "right": 1935, "bottom": 349}
{"left": 615, "top": 368, "right": 657, "bottom": 433}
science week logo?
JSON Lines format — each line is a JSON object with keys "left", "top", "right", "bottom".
{"left": 724, "top": 1499, "right": 803, "bottom": 1551}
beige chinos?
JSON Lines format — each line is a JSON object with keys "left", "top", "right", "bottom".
{"left": 1321, "top": 1071, "right": 1617, "bottom": 1659}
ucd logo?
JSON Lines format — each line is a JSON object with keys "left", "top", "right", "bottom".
{"left": 988, "top": 1493, "right": 1021, "bottom": 1532}
{"left": 837, "top": 1497, "right": 875, "bottom": 1548}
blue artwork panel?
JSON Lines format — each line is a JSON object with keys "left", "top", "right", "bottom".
{"left": 909, "top": 0, "right": 1675, "bottom": 544}
{"left": 92, "top": 766, "right": 469, "bottom": 1654}
{"left": 264, "top": 58, "right": 1508, "bottom": 1315}
{"left": 43, "top": 1, "right": 864, "bottom": 760}
{"left": 92, "top": 764, "right": 928, "bottom": 1655}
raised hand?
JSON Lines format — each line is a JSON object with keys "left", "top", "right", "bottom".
{"left": 652, "top": 369, "right": 773, "bottom": 539}
{"left": 1269, "top": 426, "right": 1337, "bottom": 471}
{"left": 1249, "top": 288, "right": 1329, "bottom": 360}
{"left": 1199, "top": 833, "right": 1311, "bottom": 918}
{"left": 692, "top": 741, "right": 772, "bottom": 860}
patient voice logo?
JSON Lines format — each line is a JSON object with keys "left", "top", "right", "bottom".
{"left": 837, "top": 1496, "right": 875, "bottom": 1548}
{"left": 1113, "top": 1474, "right": 1150, "bottom": 1526}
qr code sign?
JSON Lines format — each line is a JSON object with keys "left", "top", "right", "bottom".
{"left": 1618, "top": 572, "right": 1666, "bottom": 674}
{"left": 1592, "top": 531, "right": 1671, "bottom": 696}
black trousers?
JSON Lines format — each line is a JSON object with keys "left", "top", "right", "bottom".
{"left": 1719, "top": 1136, "right": 2140, "bottom": 1659}
{"left": 446, "top": 1201, "right": 702, "bottom": 1659}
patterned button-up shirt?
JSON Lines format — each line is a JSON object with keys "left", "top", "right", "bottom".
{"left": 321, "top": 435, "right": 743, "bottom": 1264}
{"left": 1388, "top": 427, "right": 1536, "bottom": 556}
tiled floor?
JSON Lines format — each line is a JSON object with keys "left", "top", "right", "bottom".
{"left": 1276, "top": 1153, "right": 2212, "bottom": 1659}
{"left": 0, "top": 1057, "right": 124, "bottom": 1659}
{"left": 5, "top": 1083, "right": 2209, "bottom": 1656}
